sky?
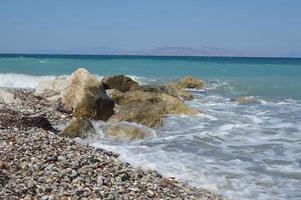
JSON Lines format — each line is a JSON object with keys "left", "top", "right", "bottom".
{"left": 0, "top": 0, "right": 300, "bottom": 57}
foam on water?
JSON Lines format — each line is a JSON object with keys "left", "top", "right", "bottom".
{"left": 78, "top": 86, "right": 301, "bottom": 200}
{"left": 0, "top": 73, "right": 156, "bottom": 88}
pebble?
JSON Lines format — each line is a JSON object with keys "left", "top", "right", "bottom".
{"left": 0, "top": 88, "right": 223, "bottom": 200}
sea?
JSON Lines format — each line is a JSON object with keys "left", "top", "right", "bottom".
{"left": 0, "top": 54, "right": 301, "bottom": 200}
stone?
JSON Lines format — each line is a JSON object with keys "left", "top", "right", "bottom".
{"left": 104, "top": 122, "right": 153, "bottom": 140}
{"left": 101, "top": 75, "right": 139, "bottom": 92}
{"left": 137, "top": 84, "right": 193, "bottom": 100}
{"left": 106, "top": 89, "right": 125, "bottom": 103}
{"left": 114, "top": 90, "right": 199, "bottom": 115}
{"left": 176, "top": 76, "right": 204, "bottom": 89}
{"left": 34, "top": 77, "right": 67, "bottom": 100}
{"left": 0, "top": 89, "right": 20, "bottom": 104}
{"left": 109, "top": 97, "right": 167, "bottom": 128}
{"left": 61, "top": 68, "right": 114, "bottom": 121}
{"left": 59, "top": 118, "right": 96, "bottom": 138}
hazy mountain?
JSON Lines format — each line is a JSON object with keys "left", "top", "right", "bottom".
{"left": 29, "top": 46, "right": 257, "bottom": 57}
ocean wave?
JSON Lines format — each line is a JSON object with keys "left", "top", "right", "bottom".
{"left": 0, "top": 73, "right": 62, "bottom": 88}
{"left": 0, "top": 73, "right": 158, "bottom": 88}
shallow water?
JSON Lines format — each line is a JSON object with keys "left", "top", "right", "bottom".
{"left": 1, "top": 55, "right": 301, "bottom": 199}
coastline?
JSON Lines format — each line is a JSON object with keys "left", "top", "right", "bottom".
{"left": 0, "top": 88, "right": 223, "bottom": 200}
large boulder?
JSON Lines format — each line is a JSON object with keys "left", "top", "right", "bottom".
{"left": 0, "top": 90, "right": 20, "bottom": 104}
{"left": 61, "top": 68, "right": 114, "bottom": 121}
{"left": 109, "top": 93, "right": 199, "bottom": 128}
{"left": 59, "top": 118, "right": 96, "bottom": 138}
{"left": 114, "top": 90, "right": 199, "bottom": 115}
{"left": 109, "top": 97, "right": 167, "bottom": 128}
{"left": 104, "top": 122, "right": 154, "bottom": 140}
{"left": 101, "top": 75, "right": 139, "bottom": 92}
{"left": 137, "top": 84, "right": 193, "bottom": 100}
{"left": 34, "top": 77, "right": 67, "bottom": 100}
{"left": 172, "top": 76, "right": 204, "bottom": 89}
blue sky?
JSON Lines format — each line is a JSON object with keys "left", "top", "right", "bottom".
{"left": 0, "top": 0, "right": 300, "bottom": 57}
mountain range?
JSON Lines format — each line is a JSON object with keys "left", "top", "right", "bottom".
{"left": 29, "top": 46, "right": 257, "bottom": 57}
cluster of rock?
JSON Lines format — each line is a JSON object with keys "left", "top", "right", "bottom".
{"left": 0, "top": 70, "right": 224, "bottom": 199}
{"left": 33, "top": 68, "right": 203, "bottom": 140}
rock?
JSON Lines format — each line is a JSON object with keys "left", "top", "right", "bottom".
{"left": 164, "top": 83, "right": 193, "bottom": 100}
{"left": 110, "top": 92, "right": 199, "bottom": 128}
{"left": 101, "top": 75, "right": 139, "bottom": 92}
{"left": 158, "top": 93, "right": 199, "bottom": 115}
{"left": 0, "top": 89, "right": 21, "bottom": 104}
{"left": 21, "top": 116, "right": 59, "bottom": 133}
{"left": 59, "top": 118, "right": 96, "bottom": 138}
{"left": 34, "top": 78, "right": 67, "bottom": 100}
{"left": 61, "top": 68, "right": 114, "bottom": 121}
{"left": 176, "top": 76, "right": 204, "bottom": 89}
{"left": 137, "top": 84, "right": 193, "bottom": 100}
{"left": 104, "top": 122, "right": 154, "bottom": 140}
{"left": 168, "top": 76, "right": 204, "bottom": 90}
{"left": 106, "top": 89, "right": 125, "bottom": 103}
{"left": 115, "top": 90, "right": 199, "bottom": 115}
{"left": 109, "top": 97, "right": 167, "bottom": 128}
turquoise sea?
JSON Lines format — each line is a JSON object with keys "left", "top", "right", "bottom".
{"left": 1, "top": 54, "right": 301, "bottom": 200}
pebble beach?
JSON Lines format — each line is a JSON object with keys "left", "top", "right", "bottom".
{"left": 0, "top": 88, "right": 222, "bottom": 200}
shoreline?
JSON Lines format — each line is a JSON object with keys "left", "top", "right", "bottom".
{"left": 0, "top": 88, "right": 223, "bottom": 199}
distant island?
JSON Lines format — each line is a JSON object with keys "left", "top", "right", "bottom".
{"left": 28, "top": 46, "right": 257, "bottom": 57}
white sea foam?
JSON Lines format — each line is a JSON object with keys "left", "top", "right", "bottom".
{"left": 0, "top": 73, "right": 60, "bottom": 88}
{"left": 0, "top": 73, "right": 157, "bottom": 89}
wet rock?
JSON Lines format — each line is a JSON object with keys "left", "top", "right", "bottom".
{"left": 22, "top": 116, "right": 59, "bottom": 133}
{"left": 0, "top": 89, "right": 21, "bottom": 104}
{"left": 104, "top": 122, "right": 154, "bottom": 140}
{"left": 101, "top": 75, "right": 139, "bottom": 92}
{"left": 109, "top": 97, "right": 167, "bottom": 128}
{"left": 116, "top": 91, "right": 199, "bottom": 115}
{"left": 59, "top": 118, "right": 96, "bottom": 138}
{"left": 176, "top": 76, "right": 204, "bottom": 89}
{"left": 34, "top": 77, "right": 67, "bottom": 100}
{"left": 61, "top": 68, "right": 114, "bottom": 121}
{"left": 137, "top": 84, "right": 193, "bottom": 100}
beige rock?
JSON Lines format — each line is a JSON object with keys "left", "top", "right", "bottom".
{"left": 101, "top": 75, "right": 139, "bottom": 92}
{"left": 106, "top": 89, "right": 125, "bottom": 103}
{"left": 0, "top": 89, "right": 21, "bottom": 104}
{"left": 137, "top": 84, "right": 193, "bottom": 100}
{"left": 104, "top": 122, "right": 153, "bottom": 140}
{"left": 109, "top": 97, "right": 167, "bottom": 128}
{"left": 61, "top": 68, "right": 114, "bottom": 121}
{"left": 116, "top": 90, "right": 199, "bottom": 115}
{"left": 59, "top": 118, "right": 96, "bottom": 138}
{"left": 34, "top": 77, "right": 67, "bottom": 99}
{"left": 176, "top": 76, "right": 204, "bottom": 89}
{"left": 109, "top": 93, "right": 199, "bottom": 128}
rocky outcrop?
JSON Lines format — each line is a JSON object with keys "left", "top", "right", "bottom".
{"left": 106, "top": 89, "right": 125, "bottom": 103}
{"left": 34, "top": 78, "right": 67, "bottom": 100}
{"left": 109, "top": 97, "right": 167, "bottom": 128}
{"left": 168, "top": 76, "right": 204, "bottom": 90}
{"left": 109, "top": 93, "right": 199, "bottom": 128}
{"left": 137, "top": 84, "right": 193, "bottom": 100}
{"left": 60, "top": 118, "right": 96, "bottom": 138}
{"left": 104, "top": 122, "right": 153, "bottom": 140}
{"left": 0, "top": 89, "right": 21, "bottom": 104}
{"left": 101, "top": 75, "right": 139, "bottom": 92}
{"left": 61, "top": 68, "right": 114, "bottom": 121}
{"left": 114, "top": 90, "right": 199, "bottom": 115}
